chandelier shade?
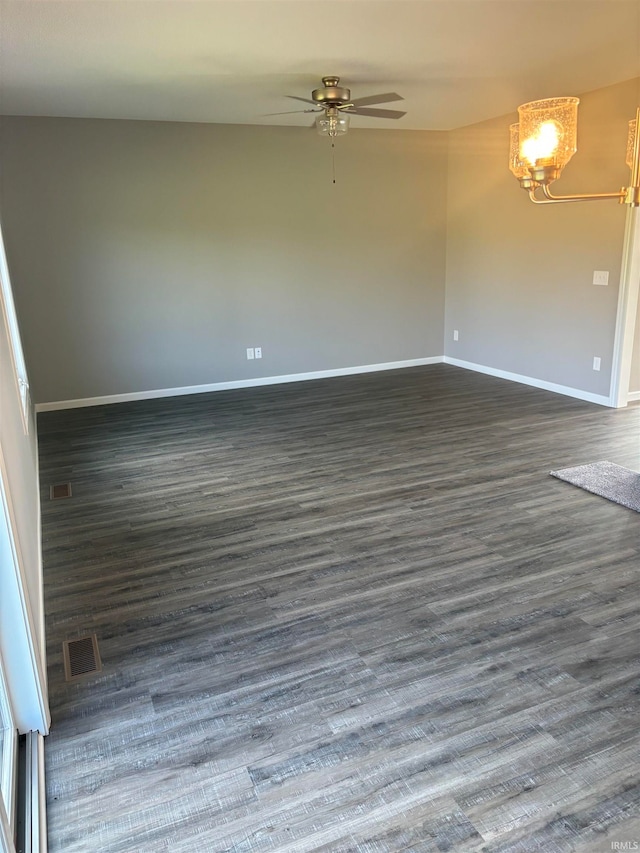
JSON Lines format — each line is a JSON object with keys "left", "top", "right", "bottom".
{"left": 509, "top": 123, "right": 531, "bottom": 183}
{"left": 627, "top": 119, "right": 638, "bottom": 170}
{"left": 517, "top": 97, "right": 579, "bottom": 182}
{"left": 509, "top": 96, "right": 639, "bottom": 207}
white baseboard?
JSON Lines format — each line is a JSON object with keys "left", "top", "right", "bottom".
{"left": 443, "top": 356, "right": 613, "bottom": 407}
{"left": 34, "top": 356, "right": 625, "bottom": 413}
{"left": 35, "top": 357, "right": 444, "bottom": 413}
{"left": 628, "top": 390, "right": 640, "bottom": 402}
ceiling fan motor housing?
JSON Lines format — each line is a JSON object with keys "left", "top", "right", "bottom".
{"left": 313, "top": 76, "right": 351, "bottom": 106}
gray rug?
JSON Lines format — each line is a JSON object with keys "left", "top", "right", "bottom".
{"left": 550, "top": 461, "right": 640, "bottom": 512}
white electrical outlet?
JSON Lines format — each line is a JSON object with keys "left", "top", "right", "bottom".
{"left": 593, "top": 270, "right": 609, "bottom": 286}
{"left": 254, "top": 347, "right": 262, "bottom": 359}
{"left": 246, "top": 348, "right": 254, "bottom": 360}
{"left": 453, "top": 330, "right": 459, "bottom": 341}
{"left": 593, "top": 356, "right": 601, "bottom": 371}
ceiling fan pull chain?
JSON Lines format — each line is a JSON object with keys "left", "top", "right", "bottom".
{"left": 332, "top": 142, "right": 336, "bottom": 184}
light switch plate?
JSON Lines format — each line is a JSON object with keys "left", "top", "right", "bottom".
{"left": 593, "top": 270, "right": 609, "bottom": 286}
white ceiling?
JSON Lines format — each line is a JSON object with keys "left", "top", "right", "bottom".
{"left": 1, "top": 0, "right": 638, "bottom": 131}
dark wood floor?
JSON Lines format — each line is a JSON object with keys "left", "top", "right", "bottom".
{"left": 37, "top": 365, "right": 640, "bottom": 852}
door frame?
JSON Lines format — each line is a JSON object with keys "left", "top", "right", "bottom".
{"left": 610, "top": 206, "right": 640, "bottom": 407}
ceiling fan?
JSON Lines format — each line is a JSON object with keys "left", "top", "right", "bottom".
{"left": 269, "top": 76, "right": 406, "bottom": 137}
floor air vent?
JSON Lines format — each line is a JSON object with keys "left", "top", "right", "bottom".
{"left": 63, "top": 635, "right": 102, "bottom": 681}
{"left": 50, "top": 482, "right": 72, "bottom": 500}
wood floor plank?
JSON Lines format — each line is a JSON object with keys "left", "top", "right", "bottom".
{"left": 38, "top": 365, "right": 640, "bottom": 852}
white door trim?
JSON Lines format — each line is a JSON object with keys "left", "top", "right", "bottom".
{"left": 0, "top": 795, "right": 16, "bottom": 853}
{"left": 0, "top": 455, "right": 49, "bottom": 735}
{"left": 610, "top": 206, "right": 640, "bottom": 407}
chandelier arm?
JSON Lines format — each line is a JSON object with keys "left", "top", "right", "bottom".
{"left": 542, "top": 184, "right": 626, "bottom": 202}
{"left": 527, "top": 186, "right": 620, "bottom": 204}
{"left": 528, "top": 188, "right": 556, "bottom": 204}
{"left": 527, "top": 187, "right": 602, "bottom": 204}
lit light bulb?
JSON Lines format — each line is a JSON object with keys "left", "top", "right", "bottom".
{"left": 521, "top": 120, "right": 560, "bottom": 167}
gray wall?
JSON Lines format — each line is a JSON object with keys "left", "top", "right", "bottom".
{"left": 1, "top": 78, "right": 637, "bottom": 406}
{"left": 445, "top": 78, "right": 637, "bottom": 397}
{"left": 0, "top": 118, "right": 447, "bottom": 404}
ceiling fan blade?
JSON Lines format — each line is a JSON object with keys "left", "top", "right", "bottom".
{"left": 349, "top": 92, "right": 404, "bottom": 108}
{"left": 286, "top": 95, "right": 318, "bottom": 106}
{"left": 264, "top": 109, "right": 318, "bottom": 116}
{"left": 347, "top": 107, "right": 407, "bottom": 120}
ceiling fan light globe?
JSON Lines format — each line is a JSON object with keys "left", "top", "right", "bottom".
{"left": 316, "top": 112, "right": 350, "bottom": 138}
